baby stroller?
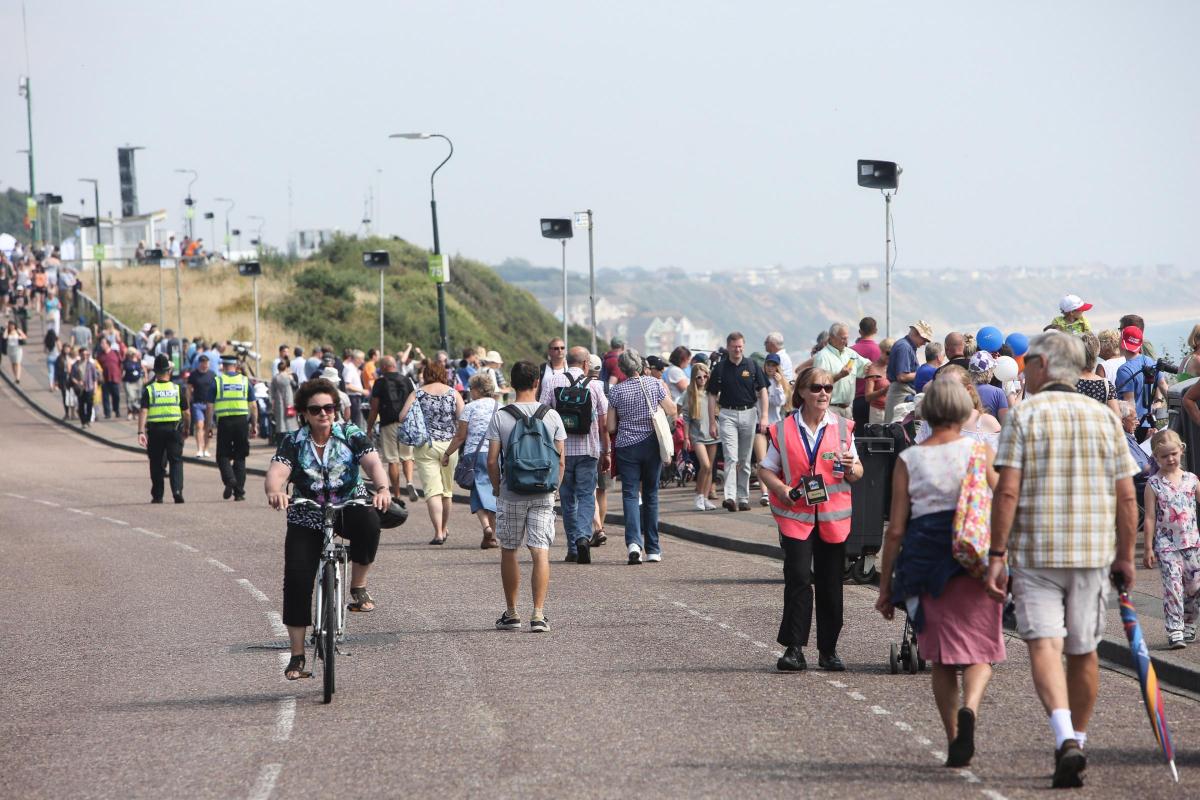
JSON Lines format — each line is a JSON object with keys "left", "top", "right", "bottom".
{"left": 660, "top": 417, "right": 695, "bottom": 487}
{"left": 888, "top": 605, "right": 927, "bottom": 674}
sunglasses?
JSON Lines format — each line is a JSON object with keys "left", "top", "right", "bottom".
{"left": 549, "top": 346, "right": 565, "bottom": 351}
{"left": 305, "top": 403, "right": 338, "bottom": 416}
{"left": 808, "top": 384, "right": 834, "bottom": 394}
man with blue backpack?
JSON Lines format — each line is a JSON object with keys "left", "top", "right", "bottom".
{"left": 487, "top": 360, "right": 567, "bottom": 633}
{"left": 541, "top": 345, "right": 609, "bottom": 564}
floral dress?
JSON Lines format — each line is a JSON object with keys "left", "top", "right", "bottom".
{"left": 1149, "top": 472, "right": 1200, "bottom": 633}
{"left": 272, "top": 422, "right": 376, "bottom": 530}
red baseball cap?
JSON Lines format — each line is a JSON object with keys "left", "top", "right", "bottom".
{"left": 1121, "top": 325, "right": 1143, "bottom": 352}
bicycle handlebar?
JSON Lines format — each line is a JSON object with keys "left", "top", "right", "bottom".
{"left": 291, "top": 498, "right": 372, "bottom": 510}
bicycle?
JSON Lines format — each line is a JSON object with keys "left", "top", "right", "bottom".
{"left": 292, "top": 497, "right": 366, "bottom": 704}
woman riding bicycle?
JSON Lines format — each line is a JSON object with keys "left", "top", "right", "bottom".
{"left": 264, "top": 377, "right": 392, "bottom": 680}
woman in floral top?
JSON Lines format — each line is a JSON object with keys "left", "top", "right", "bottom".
{"left": 398, "top": 359, "right": 464, "bottom": 545}
{"left": 265, "top": 377, "right": 392, "bottom": 680}
{"left": 1142, "top": 429, "right": 1200, "bottom": 650}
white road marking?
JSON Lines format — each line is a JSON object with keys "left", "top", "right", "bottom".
{"left": 893, "top": 720, "right": 913, "bottom": 732}
{"left": 267, "top": 611, "right": 287, "bottom": 638}
{"left": 827, "top": 680, "right": 848, "bottom": 688}
{"left": 960, "top": 770, "right": 981, "bottom": 784}
{"left": 672, "top": 601, "right": 688, "bottom": 608}
{"left": 238, "top": 579, "right": 271, "bottom": 604}
{"left": 35, "top": 499, "right": 59, "bottom": 507}
{"left": 172, "top": 541, "right": 199, "bottom": 553}
{"left": 701, "top": 615, "right": 714, "bottom": 621}
{"left": 916, "top": 736, "right": 932, "bottom": 746}
{"left": 247, "top": 763, "right": 282, "bottom": 800}
{"left": 717, "top": 622, "right": 731, "bottom": 629}
{"left": 932, "top": 750, "right": 946, "bottom": 762}
{"left": 67, "top": 508, "right": 93, "bottom": 515}
{"left": 751, "top": 641, "right": 769, "bottom": 649}
{"left": 134, "top": 527, "right": 164, "bottom": 539}
{"left": 687, "top": 608, "right": 702, "bottom": 616}
{"left": 980, "top": 790, "right": 1011, "bottom": 800}
{"left": 870, "top": 705, "right": 890, "bottom": 715}
{"left": 734, "top": 631, "right": 750, "bottom": 639}
{"left": 847, "top": 691, "right": 866, "bottom": 701}
{"left": 100, "top": 516, "right": 128, "bottom": 525}
{"left": 3, "top": 492, "right": 27, "bottom": 499}
{"left": 272, "top": 697, "right": 296, "bottom": 743}
{"left": 206, "top": 557, "right": 235, "bottom": 573}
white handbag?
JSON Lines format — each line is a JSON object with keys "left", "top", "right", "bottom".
{"left": 638, "top": 376, "right": 675, "bottom": 464}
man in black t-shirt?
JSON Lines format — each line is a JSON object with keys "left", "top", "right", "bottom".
{"left": 366, "top": 356, "right": 417, "bottom": 501}
{"left": 706, "top": 331, "right": 769, "bottom": 511}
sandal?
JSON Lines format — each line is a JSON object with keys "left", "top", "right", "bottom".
{"left": 348, "top": 587, "right": 376, "bottom": 612}
{"left": 591, "top": 530, "right": 608, "bottom": 547}
{"left": 284, "top": 654, "right": 311, "bottom": 680}
{"left": 481, "top": 526, "right": 499, "bottom": 549}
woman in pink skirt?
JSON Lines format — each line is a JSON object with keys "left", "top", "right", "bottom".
{"left": 875, "top": 378, "right": 1002, "bottom": 768}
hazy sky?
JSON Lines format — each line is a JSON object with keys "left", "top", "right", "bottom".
{"left": 2, "top": 1, "right": 1195, "bottom": 273}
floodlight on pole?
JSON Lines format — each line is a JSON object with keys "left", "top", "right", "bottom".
{"left": 174, "top": 168, "right": 198, "bottom": 239}
{"left": 541, "top": 218, "right": 574, "bottom": 346}
{"left": 214, "top": 197, "right": 235, "bottom": 260}
{"left": 389, "top": 131, "right": 454, "bottom": 354}
{"left": 856, "top": 159, "right": 902, "bottom": 338}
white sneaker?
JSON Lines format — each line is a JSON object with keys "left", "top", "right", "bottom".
{"left": 1168, "top": 630, "right": 1187, "bottom": 650}
{"left": 1185, "top": 624, "right": 1197, "bottom": 643}
{"left": 703, "top": 498, "right": 717, "bottom": 510}
{"left": 694, "top": 494, "right": 707, "bottom": 511}
{"left": 646, "top": 552, "right": 662, "bottom": 562}
{"left": 627, "top": 543, "right": 642, "bottom": 565}
{"left": 759, "top": 494, "right": 770, "bottom": 507}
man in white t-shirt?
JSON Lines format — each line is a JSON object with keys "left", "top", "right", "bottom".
{"left": 541, "top": 337, "right": 567, "bottom": 387}
{"left": 342, "top": 349, "right": 366, "bottom": 427}
{"left": 487, "top": 360, "right": 566, "bottom": 633}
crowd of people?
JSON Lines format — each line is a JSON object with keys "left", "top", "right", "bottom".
{"left": 7, "top": 245, "right": 1200, "bottom": 790}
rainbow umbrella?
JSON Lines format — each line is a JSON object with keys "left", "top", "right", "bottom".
{"left": 1116, "top": 579, "right": 1178, "bottom": 782}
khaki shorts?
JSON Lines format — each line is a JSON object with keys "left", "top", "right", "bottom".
{"left": 414, "top": 440, "right": 457, "bottom": 498}
{"left": 1011, "top": 566, "right": 1110, "bottom": 655}
{"left": 378, "top": 423, "right": 414, "bottom": 464}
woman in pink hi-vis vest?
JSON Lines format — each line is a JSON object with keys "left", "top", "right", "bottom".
{"left": 758, "top": 367, "right": 863, "bottom": 673}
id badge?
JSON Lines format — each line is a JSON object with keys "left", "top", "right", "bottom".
{"left": 803, "top": 474, "right": 829, "bottom": 506}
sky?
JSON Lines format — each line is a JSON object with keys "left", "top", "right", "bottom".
{"left": 2, "top": 1, "right": 1196, "bottom": 273}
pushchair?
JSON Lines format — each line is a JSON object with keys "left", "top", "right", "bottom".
{"left": 888, "top": 606, "right": 927, "bottom": 674}
{"left": 660, "top": 417, "right": 696, "bottom": 488}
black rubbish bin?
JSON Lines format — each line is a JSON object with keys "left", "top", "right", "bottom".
{"left": 845, "top": 422, "right": 909, "bottom": 582}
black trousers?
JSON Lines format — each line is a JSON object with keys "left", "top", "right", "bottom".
{"left": 282, "top": 509, "right": 381, "bottom": 627}
{"left": 216, "top": 416, "right": 250, "bottom": 497}
{"left": 77, "top": 387, "right": 94, "bottom": 425}
{"left": 146, "top": 423, "right": 184, "bottom": 500}
{"left": 777, "top": 525, "right": 846, "bottom": 653}
{"left": 852, "top": 396, "right": 870, "bottom": 429}
{"left": 101, "top": 381, "right": 120, "bottom": 417}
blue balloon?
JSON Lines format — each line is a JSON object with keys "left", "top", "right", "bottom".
{"left": 976, "top": 326, "right": 1004, "bottom": 353}
{"left": 1005, "top": 331, "right": 1030, "bottom": 357}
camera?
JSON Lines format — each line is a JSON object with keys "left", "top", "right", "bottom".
{"left": 1143, "top": 358, "right": 1179, "bottom": 378}
{"left": 788, "top": 487, "right": 803, "bottom": 502}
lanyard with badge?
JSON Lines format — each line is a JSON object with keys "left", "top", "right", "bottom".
{"left": 796, "top": 421, "right": 830, "bottom": 505}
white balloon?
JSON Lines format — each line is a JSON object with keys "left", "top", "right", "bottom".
{"left": 994, "top": 356, "right": 1019, "bottom": 383}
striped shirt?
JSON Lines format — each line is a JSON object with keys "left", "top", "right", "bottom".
{"left": 994, "top": 385, "right": 1140, "bottom": 569}
{"left": 609, "top": 376, "right": 666, "bottom": 449}
{"left": 539, "top": 367, "right": 608, "bottom": 458}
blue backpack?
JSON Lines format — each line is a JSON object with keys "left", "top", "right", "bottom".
{"left": 501, "top": 404, "right": 560, "bottom": 494}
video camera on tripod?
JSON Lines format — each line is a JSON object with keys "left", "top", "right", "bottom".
{"left": 1118, "top": 357, "right": 1179, "bottom": 430}
{"left": 1142, "top": 358, "right": 1179, "bottom": 379}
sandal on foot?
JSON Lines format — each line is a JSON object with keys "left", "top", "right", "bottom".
{"left": 481, "top": 526, "right": 500, "bottom": 549}
{"left": 348, "top": 587, "right": 376, "bottom": 612}
{"left": 284, "top": 655, "right": 311, "bottom": 680}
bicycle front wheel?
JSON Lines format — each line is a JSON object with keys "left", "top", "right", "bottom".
{"left": 321, "top": 561, "right": 337, "bottom": 704}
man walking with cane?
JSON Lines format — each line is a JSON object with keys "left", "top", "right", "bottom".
{"left": 984, "top": 331, "right": 1139, "bottom": 789}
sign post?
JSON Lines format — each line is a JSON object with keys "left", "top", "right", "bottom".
{"left": 364, "top": 251, "right": 390, "bottom": 354}
{"left": 238, "top": 261, "right": 263, "bottom": 376}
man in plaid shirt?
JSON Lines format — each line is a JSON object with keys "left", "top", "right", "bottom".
{"left": 985, "top": 331, "right": 1139, "bottom": 789}
{"left": 541, "top": 346, "right": 609, "bottom": 563}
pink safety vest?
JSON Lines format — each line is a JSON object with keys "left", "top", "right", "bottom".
{"left": 766, "top": 411, "right": 854, "bottom": 542}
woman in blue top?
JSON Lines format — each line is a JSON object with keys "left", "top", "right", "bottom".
{"left": 264, "top": 378, "right": 392, "bottom": 680}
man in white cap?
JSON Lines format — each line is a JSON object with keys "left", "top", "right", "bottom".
{"left": 885, "top": 320, "right": 933, "bottom": 423}
{"left": 481, "top": 350, "right": 510, "bottom": 400}
{"left": 1050, "top": 295, "right": 1093, "bottom": 335}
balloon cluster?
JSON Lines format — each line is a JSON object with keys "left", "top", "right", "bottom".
{"left": 974, "top": 327, "right": 1030, "bottom": 382}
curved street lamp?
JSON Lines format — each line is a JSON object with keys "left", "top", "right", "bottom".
{"left": 389, "top": 132, "right": 453, "bottom": 354}
{"left": 174, "top": 168, "right": 198, "bottom": 239}
{"left": 213, "top": 196, "right": 235, "bottom": 260}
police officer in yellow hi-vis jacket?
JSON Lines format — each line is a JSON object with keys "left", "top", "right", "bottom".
{"left": 214, "top": 355, "right": 258, "bottom": 501}
{"left": 138, "top": 354, "right": 191, "bottom": 504}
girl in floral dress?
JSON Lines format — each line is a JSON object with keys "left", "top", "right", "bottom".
{"left": 1142, "top": 430, "right": 1200, "bottom": 650}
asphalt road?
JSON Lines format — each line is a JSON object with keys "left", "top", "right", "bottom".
{"left": 2, "top": 383, "right": 1197, "bottom": 800}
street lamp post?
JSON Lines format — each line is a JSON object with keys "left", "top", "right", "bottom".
{"left": 248, "top": 216, "right": 265, "bottom": 258}
{"left": 78, "top": 178, "right": 102, "bottom": 324}
{"left": 214, "top": 197, "right": 235, "bottom": 260}
{"left": 575, "top": 210, "right": 597, "bottom": 354}
{"left": 19, "top": 77, "right": 37, "bottom": 244}
{"left": 390, "top": 132, "right": 453, "bottom": 355}
{"left": 174, "top": 168, "right": 198, "bottom": 240}
{"left": 540, "top": 219, "right": 574, "bottom": 347}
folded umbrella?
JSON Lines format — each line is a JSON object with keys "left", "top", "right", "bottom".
{"left": 1115, "top": 577, "right": 1178, "bottom": 782}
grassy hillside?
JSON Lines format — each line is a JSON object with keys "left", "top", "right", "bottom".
{"left": 273, "top": 236, "right": 591, "bottom": 362}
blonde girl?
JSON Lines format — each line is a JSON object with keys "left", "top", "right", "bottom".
{"left": 681, "top": 362, "right": 719, "bottom": 511}
{"left": 1143, "top": 429, "right": 1200, "bottom": 649}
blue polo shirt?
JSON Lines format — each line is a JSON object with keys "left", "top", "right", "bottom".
{"left": 887, "top": 336, "right": 919, "bottom": 382}
{"left": 1115, "top": 355, "right": 1156, "bottom": 428}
